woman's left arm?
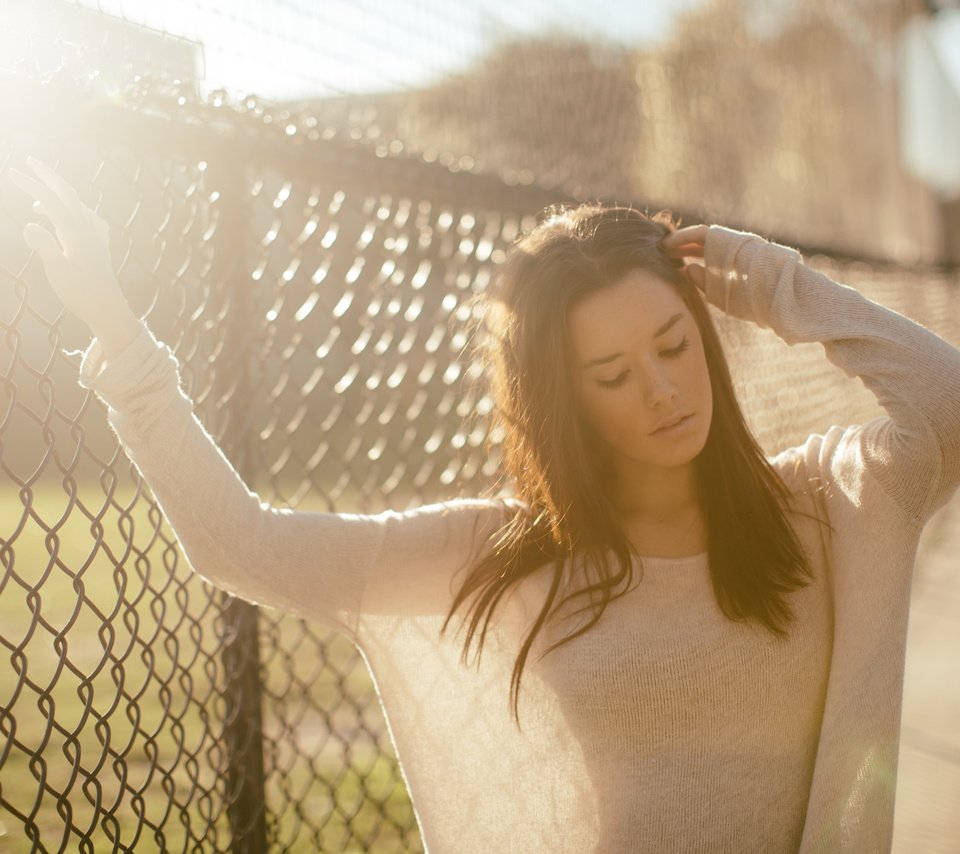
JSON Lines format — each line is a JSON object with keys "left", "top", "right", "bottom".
{"left": 663, "top": 224, "right": 960, "bottom": 526}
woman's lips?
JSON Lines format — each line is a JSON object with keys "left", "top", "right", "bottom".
{"left": 650, "top": 413, "right": 693, "bottom": 436}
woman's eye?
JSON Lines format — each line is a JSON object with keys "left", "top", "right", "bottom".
{"left": 663, "top": 337, "right": 690, "bottom": 358}
{"left": 596, "top": 338, "right": 690, "bottom": 389}
{"left": 598, "top": 372, "right": 628, "bottom": 389}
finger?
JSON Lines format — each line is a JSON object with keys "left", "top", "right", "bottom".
{"left": 23, "top": 223, "right": 71, "bottom": 282}
{"left": 661, "top": 224, "right": 708, "bottom": 247}
{"left": 8, "top": 168, "right": 71, "bottom": 224}
{"left": 663, "top": 242, "right": 705, "bottom": 257}
{"left": 8, "top": 167, "right": 42, "bottom": 195}
{"left": 24, "top": 230, "right": 75, "bottom": 307}
{"left": 93, "top": 215, "right": 109, "bottom": 246}
{"left": 26, "top": 156, "right": 81, "bottom": 208}
{"left": 683, "top": 262, "right": 706, "bottom": 290}
{"left": 83, "top": 205, "right": 110, "bottom": 243}
{"left": 662, "top": 236, "right": 706, "bottom": 254}
{"left": 673, "top": 223, "right": 708, "bottom": 236}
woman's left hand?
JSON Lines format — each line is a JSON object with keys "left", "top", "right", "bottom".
{"left": 660, "top": 224, "right": 708, "bottom": 291}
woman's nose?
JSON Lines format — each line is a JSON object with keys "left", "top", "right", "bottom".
{"left": 643, "top": 369, "right": 679, "bottom": 408}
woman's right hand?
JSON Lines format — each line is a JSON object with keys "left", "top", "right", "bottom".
{"left": 8, "top": 157, "right": 143, "bottom": 357}
{"left": 660, "top": 224, "right": 707, "bottom": 291}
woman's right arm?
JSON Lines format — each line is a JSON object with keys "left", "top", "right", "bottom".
{"left": 79, "top": 322, "right": 389, "bottom": 639}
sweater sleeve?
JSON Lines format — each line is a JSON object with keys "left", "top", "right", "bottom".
{"left": 77, "top": 322, "right": 393, "bottom": 641}
{"left": 703, "top": 225, "right": 960, "bottom": 525}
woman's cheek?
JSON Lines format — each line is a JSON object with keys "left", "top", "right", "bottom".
{"left": 596, "top": 395, "right": 639, "bottom": 450}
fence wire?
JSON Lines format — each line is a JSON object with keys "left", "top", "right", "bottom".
{"left": 0, "top": 64, "right": 565, "bottom": 853}
{"left": 1, "top": 5, "right": 959, "bottom": 854}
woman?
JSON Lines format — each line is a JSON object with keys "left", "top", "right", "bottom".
{"left": 10, "top": 157, "right": 960, "bottom": 852}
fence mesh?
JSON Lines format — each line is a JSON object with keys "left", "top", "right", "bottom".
{"left": 1, "top": 1, "right": 958, "bottom": 852}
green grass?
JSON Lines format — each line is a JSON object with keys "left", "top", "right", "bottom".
{"left": 0, "top": 478, "right": 421, "bottom": 853}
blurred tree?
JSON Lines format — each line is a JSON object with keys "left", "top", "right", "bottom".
{"left": 303, "top": 0, "right": 945, "bottom": 262}
{"left": 631, "top": 0, "right": 941, "bottom": 260}
{"left": 403, "top": 34, "right": 643, "bottom": 200}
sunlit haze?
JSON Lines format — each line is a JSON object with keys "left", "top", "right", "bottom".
{"left": 66, "top": 0, "right": 708, "bottom": 100}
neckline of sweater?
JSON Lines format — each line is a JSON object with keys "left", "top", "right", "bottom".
{"left": 633, "top": 551, "right": 709, "bottom": 566}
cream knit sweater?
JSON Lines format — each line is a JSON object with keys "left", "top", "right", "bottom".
{"left": 78, "top": 226, "right": 960, "bottom": 853}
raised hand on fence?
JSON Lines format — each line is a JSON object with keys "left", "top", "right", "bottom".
{"left": 8, "top": 157, "right": 144, "bottom": 359}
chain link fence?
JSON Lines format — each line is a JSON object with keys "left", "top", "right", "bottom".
{"left": 0, "top": 62, "right": 577, "bottom": 851}
{"left": 2, "top": 3, "right": 959, "bottom": 853}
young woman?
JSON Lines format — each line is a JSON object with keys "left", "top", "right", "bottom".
{"left": 11, "top": 157, "right": 960, "bottom": 852}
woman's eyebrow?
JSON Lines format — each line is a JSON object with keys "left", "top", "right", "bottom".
{"left": 653, "top": 311, "right": 685, "bottom": 339}
{"left": 580, "top": 312, "right": 685, "bottom": 369}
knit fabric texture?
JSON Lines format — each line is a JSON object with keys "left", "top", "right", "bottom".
{"left": 78, "top": 225, "right": 960, "bottom": 853}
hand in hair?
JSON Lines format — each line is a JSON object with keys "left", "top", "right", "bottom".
{"left": 8, "top": 157, "right": 142, "bottom": 359}
{"left": 660, "top": 224, "right": 707, "bottom": 291}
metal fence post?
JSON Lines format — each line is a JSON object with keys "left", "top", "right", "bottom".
{"left": 206, "top": 149, "right": 269, "bottom": 853}
{"left": 221, "top": 598, "right": 268, "bottom": 853}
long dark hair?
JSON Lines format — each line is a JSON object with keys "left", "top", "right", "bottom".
{"left": 440, "top": 203, "right": 831, "bottom": 728}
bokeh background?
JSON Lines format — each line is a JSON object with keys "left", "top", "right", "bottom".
{"left": 1, "top": 0, "right": 958, "bottom": 851}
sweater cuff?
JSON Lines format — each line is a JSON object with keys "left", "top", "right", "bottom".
{"left": 702, "top": 225, "right": 758, "bottom": 314}
{"left": 78, "top": 323, "right": 178, "bottom": 405}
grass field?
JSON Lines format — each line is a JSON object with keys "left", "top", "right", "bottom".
{"left": 0, "top": 478, "right": 420, "bottom": 853}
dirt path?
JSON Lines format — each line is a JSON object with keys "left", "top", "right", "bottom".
{"left": 893, "top": 491, "right": 960, "bottom": 853}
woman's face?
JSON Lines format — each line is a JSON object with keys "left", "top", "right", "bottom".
{"left": 566, "top": 268, "right": 713, "bottom": 477}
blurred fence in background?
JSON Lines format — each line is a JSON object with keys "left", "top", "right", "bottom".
{"left": 1, "top": 0, "right": 958, "bottom": 851}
